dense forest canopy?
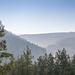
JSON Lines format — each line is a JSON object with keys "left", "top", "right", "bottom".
{"left": 0, "top": 47, "right": 75, "bottom": 75}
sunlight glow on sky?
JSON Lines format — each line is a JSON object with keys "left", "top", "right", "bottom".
{"left": 0, "top": 0, "right": 75, "bottom": 34}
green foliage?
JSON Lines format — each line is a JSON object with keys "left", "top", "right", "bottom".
{"left": 70, "top": 55, "right": 75, "bottom": 75}
{"left": 0, "top": 21, "right": 13, "bottom": 64}
{"left": 48, "top": 53, "right": 54, "bottom": 75}
{"left": 0, "top": 52, "right": 13, "bottom": 58}
{"left": 0, "top": 40, "right": 7, "bottom": 51}
{"left": 54, "top": 48, "right": 71, "bottom": 75}
{"left": 1, "top": 48, "right": 75, "bottom": 75}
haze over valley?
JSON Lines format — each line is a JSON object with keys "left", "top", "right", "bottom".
{"left": 20, "top": 32, "right": 75, "bottom": 56}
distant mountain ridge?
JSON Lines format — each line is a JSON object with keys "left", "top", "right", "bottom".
{"left": 20, "top": 32, "right": 75, "bottom": 47}
{"left": 20, "top": 32, "right": 75, "bottom": 56}
{"left": 0, "top": 30, "right": 46, "bottom": 61}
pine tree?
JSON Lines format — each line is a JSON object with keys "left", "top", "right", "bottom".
{"left": 55, "top": 48, "right": 70, "bottom": 75}
{"left": 48, "top": 53, "right": 54, "bottom": 75}
{"left": 0, "top": 21, "right": 13, "bottom": 75}
{"left": 23, "top": 46, "right": 33, "bottom": 75}
{"left": 71, "top": 55, "right": 75, "bottom": 75}
{"left": 37, "top": 53, "right": 48, "bottom": 75}
{"left": 0, "top": 21, "right": 13, "bottom": 64}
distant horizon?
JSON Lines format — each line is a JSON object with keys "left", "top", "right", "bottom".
{"left": 6, "top": 29, "right": 75, "bottom": 35}
{"left": 17, "top": 31, "right": 75, "bottom": 35}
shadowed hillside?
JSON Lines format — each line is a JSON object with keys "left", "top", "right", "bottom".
{"left": 0, "top": 30, "right": 46, "bottom": 61}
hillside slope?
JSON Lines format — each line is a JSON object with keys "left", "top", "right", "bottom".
{"left": 0, "top": 30, "right": 46, "bottom": 61}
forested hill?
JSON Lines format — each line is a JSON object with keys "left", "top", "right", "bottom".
{"left": 0, "top": 30, "right": 46, "bottom": 61}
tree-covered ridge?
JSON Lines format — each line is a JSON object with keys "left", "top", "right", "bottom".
{"left": 0, "top": 48, "right": 75, "bottom": 75}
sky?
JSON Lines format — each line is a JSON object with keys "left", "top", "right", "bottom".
{"left": 0, "top": 0, "right": 75, "bottom": 35}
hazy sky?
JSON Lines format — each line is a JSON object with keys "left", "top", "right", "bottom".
{"left": 0, "top": 0, "right": 75, "bottom": 34}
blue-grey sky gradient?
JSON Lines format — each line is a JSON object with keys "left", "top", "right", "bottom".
{"left": 0, "top": 0, "right": 75, "bottom": 34}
